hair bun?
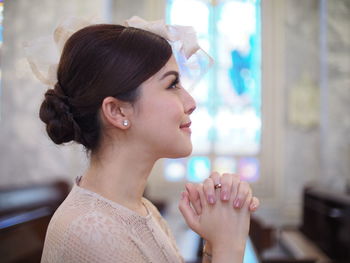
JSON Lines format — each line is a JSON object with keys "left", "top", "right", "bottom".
{"left": 39, "top": 86, "right": 80, "bottom": 144}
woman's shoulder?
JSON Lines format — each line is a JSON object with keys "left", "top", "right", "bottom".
{"left": 50, "top": 185, "right": 158, "bottom": 235}
{"left": 51, "top": 184, "right": 134, "bottom": 229}
{"left": 45, "top": 185, "right": 116, "bottom": 243}
{"left": 42, "top": 187, "right": 135, "bottom": 262}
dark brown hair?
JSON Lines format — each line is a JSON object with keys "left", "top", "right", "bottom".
{"left": 39, "top": 24, "right": 172, "bottom": 152}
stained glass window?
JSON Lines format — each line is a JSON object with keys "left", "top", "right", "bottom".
{"left": 166, "top": 0, "right": 261, "bottom": 183}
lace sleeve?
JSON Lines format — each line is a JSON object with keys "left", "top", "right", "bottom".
{"left": 44, "top": 211, "right": 146, "bottom": 263}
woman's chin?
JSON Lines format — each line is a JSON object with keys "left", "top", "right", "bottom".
{"left": 168, "top": 145, "right": 193, "bottom": 159}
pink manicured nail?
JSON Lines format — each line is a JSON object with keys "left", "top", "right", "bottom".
{"left": 221, "top": 191, "right": 228, "bottom": 200}
{"left": 208, "top": 195, "right": 215, "bottom": 204}
{"left": 234, "top": 199, "right": 241, "bottom": 208}
{"left": 250, "top": 203, "right": 257, "bottom": 210}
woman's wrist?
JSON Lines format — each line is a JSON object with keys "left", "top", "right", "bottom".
{"left": 203, "top": 240, "right": 212, "bottom": 254}
{"left": 211, "top": 243, "right": 245, "bottom": 263}
{"left": 203, "top": 240, "right": 213, "bottom": 259}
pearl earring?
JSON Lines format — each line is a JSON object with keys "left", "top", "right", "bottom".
{"left": 123, "top": 120, "right": 129, "bottom": 126}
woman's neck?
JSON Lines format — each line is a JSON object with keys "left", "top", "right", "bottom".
{"left": 79, "top": 144, "right": 157, "bottom": 216}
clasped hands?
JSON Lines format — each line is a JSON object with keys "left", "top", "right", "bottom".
{"left": 178, "top": 172, "right": 260, "bottom": 259}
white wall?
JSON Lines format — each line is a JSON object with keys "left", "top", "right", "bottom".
{"left": 0, "top": 0, "right": 108, "bottom": 186}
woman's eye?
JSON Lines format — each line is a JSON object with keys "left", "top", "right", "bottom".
{"left": 169, "top": 83, "right": 178, "bottom": 89}
{"left": 167, "top": 78, "right": 180, "bottom": 89}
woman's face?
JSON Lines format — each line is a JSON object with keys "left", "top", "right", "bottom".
{"left": 130, "top": 55, "right": 196, "bottom": 159}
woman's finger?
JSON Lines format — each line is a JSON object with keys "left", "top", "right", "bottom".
{"left": 249, "top": 196, "right": 260, "bottom": 212}
{"left": 243, "top": 186, "right": 253, "bottom": 209}
{"left": 233, "top": 181, "right": 250, "bottom": 209}
{"left": 209, "top": 171, "right": 221, "bottom": 201}
{"left": 185, "top": 183, "right": 202, "bottom": 215}
{"left": 230, "top": 174, "right": 241, "bottom": 203}
{"left": 220, "top": 173, "right": 233, "bottom": 201}
{"left": 178, "top": 191, "right": 199, "bottom": 232}
{"left": 209, "top": 171, "right": 221, "bottom": 185}
{"left": 196, "top": 183, "right": 208, "bottom": 209}
{"left": 203, "top": 177, "right": 216, "bottom": 204}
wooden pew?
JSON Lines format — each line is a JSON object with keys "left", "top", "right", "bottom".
{"left": 280, "top": 229, "right": 331, "bottom": 263}
{"left": 249, "top": 216, "right": 321, "bottom": 263}
{"left": 300, "top": 187, "right": 350, "bottom": 263}
{"left": 0, "top": 181, "right": 70, "bottom": 263}
{"left": 250, "top": 183, "right": 350, "bottom": 263}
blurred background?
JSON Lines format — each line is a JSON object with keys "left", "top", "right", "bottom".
{"left": 0, "top": 0, "right": 349, "bottom": 262}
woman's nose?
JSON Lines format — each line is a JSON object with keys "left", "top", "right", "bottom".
{"left": 186, "top": 105, "right": 196, "bottom": 115}
{"left": 184, "top": 91, "right": 196, "bottom": 115}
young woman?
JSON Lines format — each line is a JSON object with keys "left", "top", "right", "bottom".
{"left": 35, "top": 19, "right": 259, "bottom": 263}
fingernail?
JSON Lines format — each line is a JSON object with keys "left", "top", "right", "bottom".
{"left": 234, "top": 199, "right": 241, "bottom": 208}
{"left": 208, "top": 195, "right": 215, "bottom": 204}
{"left": 250, "top": 204, "right": 257, "bottom": 210}
{"left": 221, "top": 191, "right": 228, "bottom": 201}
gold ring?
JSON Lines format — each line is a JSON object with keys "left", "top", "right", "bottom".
{"left": 214, "top": 183, "right": 222, "bottom": 189}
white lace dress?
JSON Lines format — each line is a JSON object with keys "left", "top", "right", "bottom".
{"left": 41, "top": 178, "right": 185, "bottom": 263}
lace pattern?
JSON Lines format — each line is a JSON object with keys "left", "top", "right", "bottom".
{"left": 41, "top": 178, "right": 184, "bottom": 263}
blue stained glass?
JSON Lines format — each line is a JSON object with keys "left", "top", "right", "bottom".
{"left": 187, "top": 156, "right": 211, "bottom": 182}
{"left": 215, "top": 0, "right": 261, "bottom": 154}
{"left": 230, "top": 48, "right": 252, "bottom": 95}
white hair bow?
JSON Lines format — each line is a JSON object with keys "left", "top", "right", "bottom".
{"left": 25, "top": 16, "right": 213, "bottom": 90}
{"left": 24, "top": 16, "right": 102, "bottom": 87}
{"left": 125, "top": 16, "right": 213, "bottom": 90}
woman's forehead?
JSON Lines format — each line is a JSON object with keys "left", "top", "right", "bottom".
{"left": 158, "top": 55, "right": 179, "bottom": 76}
{"left": 144, "top": 55, "right": 179, "bottom": 84}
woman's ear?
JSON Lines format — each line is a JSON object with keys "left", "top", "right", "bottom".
{"left": 101, "top": 96, "right": 132, "bottom": 129}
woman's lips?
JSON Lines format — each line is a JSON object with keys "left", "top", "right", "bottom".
{"left": 180, "top": 122, "right": 192, "bottom": 133}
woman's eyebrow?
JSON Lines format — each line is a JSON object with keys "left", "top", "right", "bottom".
{"left": 160, "top": 70, "right": 179, "bottom": 80}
